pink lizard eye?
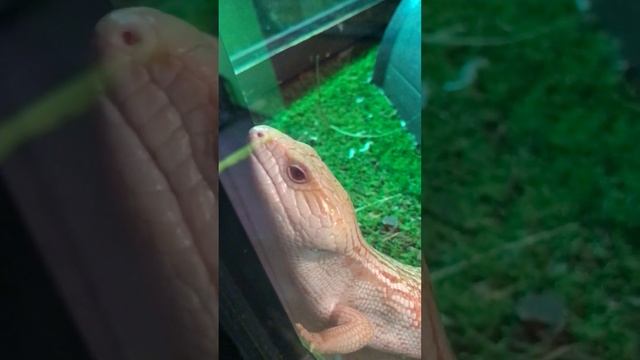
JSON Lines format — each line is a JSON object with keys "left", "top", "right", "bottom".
{"left": 287, "top": 164, "right": 308, "bottom": 183}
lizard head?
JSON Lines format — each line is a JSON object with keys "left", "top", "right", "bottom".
{"left": 248, "top": 125, "right": 358, "bottom": 254}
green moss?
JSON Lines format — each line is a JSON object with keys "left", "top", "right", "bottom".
{"left": 425, "top": 0, "right": 640, "bottom": 358}
{"left": 268, "top": 49, "right": 422, "bottom": 267}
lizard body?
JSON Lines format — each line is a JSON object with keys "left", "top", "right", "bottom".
{"left": 248, "top": 125, "right": 453, "bottom": 359}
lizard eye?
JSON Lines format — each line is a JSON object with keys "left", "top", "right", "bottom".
{"left": 287, "top": 164, "right": 308, "bottom": 183}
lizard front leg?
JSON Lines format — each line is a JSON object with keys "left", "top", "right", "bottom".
{"left": 295, "top": 304, "right": 374, "bottom": 354}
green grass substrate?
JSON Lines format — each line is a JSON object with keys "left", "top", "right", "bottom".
{"left": 424, "top": 1, "right": 640, "bottom": 358}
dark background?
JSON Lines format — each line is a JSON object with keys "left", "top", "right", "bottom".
{"left": 1, "top": 1, "right": 110, "bottom": 359}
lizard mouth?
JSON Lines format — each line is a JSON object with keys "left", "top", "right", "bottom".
{"left": 247, "top": 126, "right": 307, "bottom": 241}
{"left": 247, "top": 125, "right": 288, "bottom": 185}
{"left": 248, "top": 137, "right": 290, "bottom": 213}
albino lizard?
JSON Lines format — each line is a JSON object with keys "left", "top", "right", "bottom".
{"left": 248, "top": 125, "right": 454, "bottom": 359}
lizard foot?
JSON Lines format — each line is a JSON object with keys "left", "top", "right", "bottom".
{"left": 294, "top": 305, "right": 374, "bottom": 354}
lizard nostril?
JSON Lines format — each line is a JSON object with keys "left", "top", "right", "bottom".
{"left": 121, "top": 29, "right": 140, "bottom": 46}
{"left": 256, "top": 131, "right": 264, "bottom": 138}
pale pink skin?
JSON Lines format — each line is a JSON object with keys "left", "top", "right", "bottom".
{"left": 248, "top": 125, "right": 436, "bottom": 359}
{"left": 247, "top": 126, "right": 455, "bottom": 360}
{"left": 96, "top": 7, "right": 218, "bottom": 359}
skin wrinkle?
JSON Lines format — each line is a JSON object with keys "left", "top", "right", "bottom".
{"left": 258, "top": 155, "right": 297, "bottom": 240}
{"left": 168, "top": 155, "right": 201, "bottom": 193}
{"left": 159, "top": 68, "right": 216, "bottom": 192}
{"left": 294, "top": 189, "right": 306, "bottom": 220}
{"left": 165, "top": 65, "right": 208, "bottom": 112}
{"left": 137, "top": 60, "right": 216, "bottom": 285}
{"left": 149, "top": 56, "right": 182, "bottom": 88}
{"left": 137, "top": 65, "right": 199, "bottom": 166}
{"left": 158, "top": 59, "right": 184, "bottom": 90}
{"left": 184, "top": 106, "right": 215, "bottom": 133}
{"left": 110, "top": 76, "right": 150, "bottom": 111}
{"left": 103, "top": 94, "right": 214, "bottom": 330}
{"left": 103, "top": 96, "right": 166, "bottom": 191}
{"left": 167, "top": 250, "right": 214, "bottom": 322}
{"left": 142, "top": 104, "right": 183, "bottom": 152}
{"left": 104, "top": 95, "right": 199, "bottom": 244}
{"left": 125, "top": 78, "right": 172, "bottom": 129}
{"left": 110, "top": 68, "right": 200, "bottom": 244}
{"left": 154, "top": 50, "right": 218, "bottom": 287}
{"left": 139, "top": 192, "right": 212, "bottom": 311}
{"left": 251, "top": 149, "right": 299, "bottom": 240}
{"left": 153, "top": 125, "right": 190, "bottom": 173}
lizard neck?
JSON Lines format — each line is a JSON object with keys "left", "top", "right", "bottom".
{"left": 347, "top": 220, "right": 421, "bottom": 286}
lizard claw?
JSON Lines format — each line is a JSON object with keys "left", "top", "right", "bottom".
{"left": 294, "top": 306, "right": 375, "bottom": 355}
{"left": 295, "top": 323, "right": 320, "bottom": 353}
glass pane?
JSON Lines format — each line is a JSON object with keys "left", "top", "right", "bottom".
{"left": 222, "top": 0, "right": 380, "bottom": 71}
{"left": 254, "top": 0, "right": 362, "bottom": 37}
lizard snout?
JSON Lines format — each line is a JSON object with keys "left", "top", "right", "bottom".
{"left": 249, "top": 125, "right": 280, "bottom": 151}
{"left": 248, "top": 125, "right": 273, "bottom": 141}
{"left": 95, "top": 8, "right": 158, "bottom": 59}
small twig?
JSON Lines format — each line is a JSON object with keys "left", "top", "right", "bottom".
{"left": 612, "top": 94, "right": 640, "bottom": 114}
{"left": 423, "top": 207, "right": 476, "bottom": 236}
{"left": 329, "top": 125, "right": 401, "bottom": 138}
{"left": 355, "top": 194, "right": 402, "bottom": 213}
{"left": 424, "top": 17, "right": 575, "bottom": 47}
{"left": 381, "top": 231, "right": 401, "bottom": 243}
{"left": 443, "top": 57, "right": 489, "bottom": 92}
{"left": 432, "top": 223, "right": 580, "bottom": 282}
{"left": 218, "top": 144, "right": 252, "bottom": 173}
{"left": 315, "top": 54, "right": 320, "bottom": 86}
{"left": 538, "top": 344, "right": 576, "bottom": 360}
